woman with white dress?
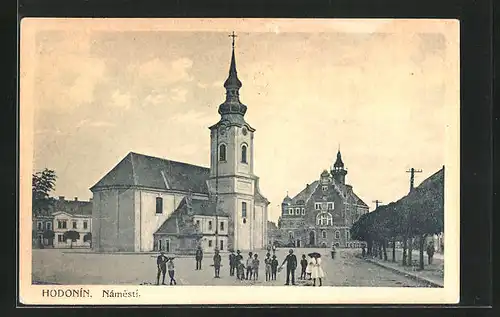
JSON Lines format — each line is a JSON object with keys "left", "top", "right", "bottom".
{"left": 305, "top": 256, "right": 314, "bottom": 280}
{"left": 310, "top": 256, "right": 325, "bottom": 286}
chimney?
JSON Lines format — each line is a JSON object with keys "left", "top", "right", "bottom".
{"left": 74, "top": 197, "right": 78, "bottom": 201}
{"left": 59, "top": 196, "right": 65, "bottom": 201}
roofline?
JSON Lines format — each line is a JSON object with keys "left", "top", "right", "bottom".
{"left": 90, "top": 184, "right": 210, "bottom": 197}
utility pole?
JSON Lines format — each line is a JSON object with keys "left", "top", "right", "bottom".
{"left": 404, "top": 167, "right": 422, "bottom": 266}
{"left": 372, "top": 200, "right": 383, "bottom": 209}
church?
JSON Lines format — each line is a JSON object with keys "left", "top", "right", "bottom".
{"left": 90, "top": 35, "right": 270, "bottom": 253}
{"left": 276, "top": 150, "right": 369, "bottom": 248}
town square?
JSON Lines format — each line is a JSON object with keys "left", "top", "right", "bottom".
{"left": 25, "top": 19, "right": 455, "bottom": 298}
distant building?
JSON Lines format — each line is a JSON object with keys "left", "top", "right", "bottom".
{"left": 90, "top": 37, "right": 269, "bottom": 253}
{"left": 276, "top": 151, "right": 369, "bottom": 248}
{"left": 33, "top": 196, "right": 92, "bottom": 248}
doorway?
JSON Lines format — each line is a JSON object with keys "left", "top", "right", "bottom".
{"left": 309, "top": 231, "right": 315, "bottom": 246}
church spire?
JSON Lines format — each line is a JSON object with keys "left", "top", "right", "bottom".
{"left": 218, "top": 32, "right": 247, "bottom": 117}
{"left": 334, "top": 149, "right": 344, "bottom": 169}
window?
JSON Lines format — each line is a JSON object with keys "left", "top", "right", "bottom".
{"left": 72, "top": 221, "right": 77, "bottom": 229}
{"left": 219, "top": 144, "right": 226, "bottom": 161}
{"left": 314, "top": 203, "right": 321, "bottom": 210}
{"left": 156, "top": 197, "right": 163, "bottom": 214}
{"left": 58, "top": 234, "right": 64, "bottom": 242}
{"left": 45, "top": 222, "right": 52, "bottom": 230}
{"left": 37, "top": 222, "right": 42, "bottom": 230}
{"left": 57, "top": 220, "right": 67, "bottom": 229}
{"left": 208, "top": 240, "right": 213, "bottom": 247}
{"left": 242, "top": 202, "right": 247, "bottom": 218}
{"left": 288, "top": 208, "right": 293, "bottom": 215}
{"left": 220, "top": 221, "right": 224, "bottom": 231}
{"left": 322, "top": 185, "right": 328, "bottom": 191}
{"left": 208, "top": 221, "right": 213, "bottom": 231}
{"left": 316, "top": 212, "right": 333, "bottom": 226}
{"left": 295, "top": 208, "right": 300, "bottom": 215}
{"left": 322, "top": 230, "right": 327, "bottom": 239}
{"left": 346, "top": 230, "right": 350, "bottom": 241}
{"left": 288, "top": 231, "right": 294, "bottom": 240}
{"left": 241, "top": 144, "right": 247, "bottom": 163}
{"left": 327, "top": 202, "right": 334, "bottom": 210}
{"left": 83, "top": 221, "right": 88, "bottom": 229}
{"left": 220, "top": 240, "right": 224, "bottom": 251}
{"left": 196, "top": 220, "right": 200, "bottom": 228}
{"left": 301, "top": 208, "right": 305, "bottom": 215}
{"left": 335, "top": 231, "right": 340, "bottom": 239}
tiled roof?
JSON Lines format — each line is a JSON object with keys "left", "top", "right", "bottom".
{"left": 51, "top": 199, "right": 92, "bottom": 216}
{"left": 291, "top": 181, "right": 319, "bottom": 204}
{"left": 350, "top": 192, "right": 369, "bottom": 208}
{"left": 90, "top": 152, "right": 210, "bottom": 194}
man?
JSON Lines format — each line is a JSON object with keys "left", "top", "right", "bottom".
{"left": 195, "top": 246, "right": 203, "bottom": 270}
{"left": 235, "top": 250, "right": 244, "bottom": 279}
{"left": 229, "top": 249, "right": 236, "bottom": 276}
{"left": 426, "top": 242, "right": 435, "bottom": 265}
{"left": 213, "top": 249, "right": 222, "bottom": 278}
{"left": 245, "top": 252, "right": 254, "bottom": 280}
{"left": 281, "top": 249, "right": 297, "bottom": 285}
{"left": 156, "top": 251, "right": 167, "bottom": 285}
{"left": 331, "top": 244, "right": 336, "bottom": 259}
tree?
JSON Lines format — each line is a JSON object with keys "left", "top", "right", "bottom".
{"left": 43, "top": 229, "right": 55, "bottom": 246}
{"left": 32, "top": 169, "right": 57, "bottom": 217}
{"left": 83, "top": 232, "right": 92, "bottom": 248}
{"left": 63, "top": 230, "right": 80, "bottom": 248}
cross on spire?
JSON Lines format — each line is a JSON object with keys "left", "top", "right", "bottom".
{"left": 229, "top": 31, "right": 237, "bottom": 48}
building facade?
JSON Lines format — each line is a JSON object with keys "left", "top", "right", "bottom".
{"left": 32, "top": 196, "right": 92, "bottom": 248}
{"left": 91, "top": 38, "right": 269, "bottom": 253}
{"left": 276, "top": 151, "right": 369, "bottom": 248}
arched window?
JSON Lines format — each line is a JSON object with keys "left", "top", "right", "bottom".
{"left": 219, "top": 144, "right": 226, "bottom": 161}
{"left": 321, "top": 230, "right": 327, "bottom": 239}
{"left": 241, "top": 144, "right": 247, "bottom": 163}
{"left": 316, "top": 212, "right": 333, "bottom": 226}
{"left": 242, "top": 202, "right": 247, "bottom": 218}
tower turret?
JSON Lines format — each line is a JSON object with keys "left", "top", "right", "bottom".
{"left": 331, "top": 150, "right": 348, "bottom": 185}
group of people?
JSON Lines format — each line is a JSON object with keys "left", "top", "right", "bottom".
{"left": 156, "top": 245, "right": 327, "bottom": 286}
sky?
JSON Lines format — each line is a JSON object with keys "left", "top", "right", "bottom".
{"left": 22, "top": 19, "right": 459, "bottom": 223}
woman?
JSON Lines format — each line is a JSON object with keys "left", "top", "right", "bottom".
{"left": 305, "top": 256, "right": 314, "bottom": 280}
{"left": 311, "top": 256, "right": 324, "bottom": 286}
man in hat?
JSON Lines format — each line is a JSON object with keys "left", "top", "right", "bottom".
{"left": 235, "top": 250, "right": 244, "bottom": 279}
{"left": 195, "top": 245, "right": 203, "bottom": 270}
{"left": 280, "top": 249, "right": 297, "bottom": 285}
{"left": 156, "top": 251, "right": 167, "bottom": 285}
{"left": 229, "top": 249, "right": 236, "bottom": 276}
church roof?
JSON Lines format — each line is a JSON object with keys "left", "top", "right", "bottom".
{"left": 90, "top": 152, "right": 210, "bottom": 194}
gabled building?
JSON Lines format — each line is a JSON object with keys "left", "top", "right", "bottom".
{"left": 90, "top": 36, "right": 269, "bottom": 253}
{"left": 277, "top": 150, "right": 369, "bottom": 248}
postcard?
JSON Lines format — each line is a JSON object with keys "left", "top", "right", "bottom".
{"left": 19, "top": 18, "right": 460, "bottom": 305}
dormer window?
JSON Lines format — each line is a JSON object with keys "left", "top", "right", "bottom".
{"left": 301, "top": 208, "right": 305, "bottom": 215}
{"left": 322, "top": 185, "right": 328, "bottom": 191}
{"left": 288, "top": 208, "right": 293, "bottom": 215}
{"left": 295, "top": 208, "right": 300, "bottom": 215}
{"left": 314, "top": 203, "right": 321, "bottom": 210}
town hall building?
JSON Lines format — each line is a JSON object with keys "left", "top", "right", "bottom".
{"left": 90, "top": 35, "right": 270, "bottom": 253}
{"left": 276, "top": 150, "right": 369, "bottom": 248}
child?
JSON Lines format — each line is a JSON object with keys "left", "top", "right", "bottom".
{"left": 264, "top": 253, "right": 272, "bottom": 282}
{"left": 238, "top": 259, "right": 246, "bottom": 281}
{"left": 246, "top": 252, "right": 254, "bottom": 280}
{"left": 167, "top": 257, "right": 177, "bottom": 285}
{"left": 300, "top": 254, "right": 308, "bottom": 280}
{"left": 252, "top": 254, "right": 260, "bottom": 281}
{"left": 270, "top": 255, "right": 279, "bottom": 281}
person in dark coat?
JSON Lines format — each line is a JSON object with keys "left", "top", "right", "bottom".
{"left": 361, "top": 245, "right": 366, "bottom": 257}
{"left": 156, "top": 251, "right": 167, "bottom": 285}
{"left": 300, "top": 254, "right": 308, "bottom": 279}
{"left": 270, "top": 255, "right": 279, "bottom": 281}
{"left": 213, "top": 249, "right": 222, "bottom": 278}
{"left": 195, "top": 246, "right": 203, "bottom": 270}
{"left": 229, "top": 250, "right": 236, "bottom": 276}
{"left": 280, "top": 249, "right": 297, "bottom": 285}
{"left": 426, "top": 242, "right": 435, "bottom": 265}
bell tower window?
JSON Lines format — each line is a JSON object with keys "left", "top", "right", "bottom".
{"left": 219, "top": 144, "right": 226, "bottom": 161}
{"left": 241, "top": 144, "right": 248, "bottom": 163}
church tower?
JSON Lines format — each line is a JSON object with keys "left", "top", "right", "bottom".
{"left": 331, "top": 150, "right": 347, "bottom": 185}
{"left": 208, "top": 33, "right": 268, "bottom": 251}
